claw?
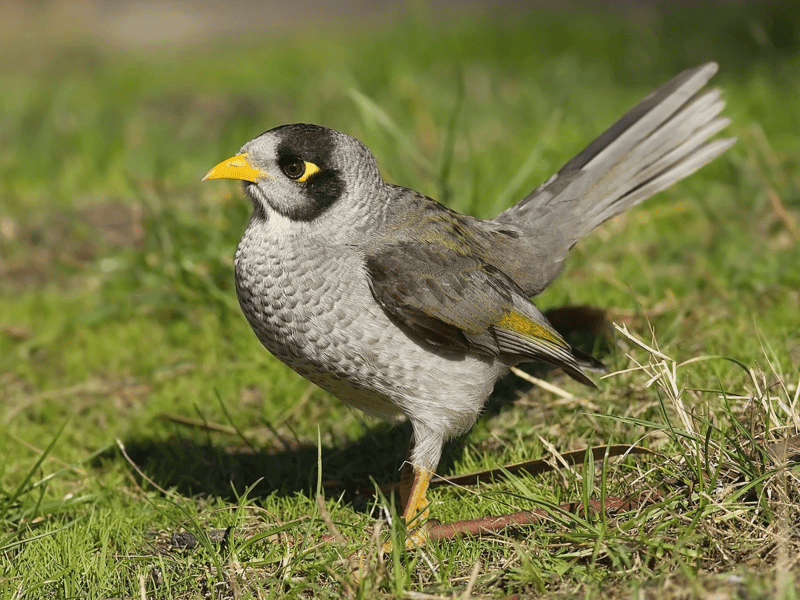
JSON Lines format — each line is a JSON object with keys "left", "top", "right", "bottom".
{"left": 382, "top": 521, "right": 431, "bottom": 553}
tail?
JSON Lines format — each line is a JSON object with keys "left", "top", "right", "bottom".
{"left": 493, "top": 62, "right": 735, "bottom": 295}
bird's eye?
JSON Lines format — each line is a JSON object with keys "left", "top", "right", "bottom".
{"left": 280, "top": 160, "right": 321, "bottom": 182}
{"left": 282, "top": 161, "right": 305, "bottom": 179}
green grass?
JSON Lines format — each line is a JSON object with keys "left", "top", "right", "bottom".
{"left": 2, "top": 1, "right": 800, "bottom": 598}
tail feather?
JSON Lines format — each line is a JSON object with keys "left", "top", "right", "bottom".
{"left": 604, "top": 131, "right": 734, "bottom": 220}
{"left": 582, "top": 93, "right": 730, "bottom": 227}
{"left": 492, "top": 62, "right": 734, "bottom": 295}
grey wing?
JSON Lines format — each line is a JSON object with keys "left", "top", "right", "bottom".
{"left": 364, "top": 239, "right": 595, "bottom": 385}
{"left": 364, "top": 241, "right": 511, "bottom": 354}
{"left": 493, "top": 62, "right": 735, "bottom": 295}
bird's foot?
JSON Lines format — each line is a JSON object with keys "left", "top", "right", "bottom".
{"left": 381, "top": 520, "right": 434, "bottom": 553}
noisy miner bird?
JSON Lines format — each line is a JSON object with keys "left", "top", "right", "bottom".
{"left": 204, "top": 62, "right": 733, "bottom": 547}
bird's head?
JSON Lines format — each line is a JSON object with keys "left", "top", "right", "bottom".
{"left": 203, "top": 124, "right": 383, "bottom": 224}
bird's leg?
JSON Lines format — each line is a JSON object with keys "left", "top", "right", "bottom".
{"left": 397, "top": 434, "right": 432, "bottom": 526}
{"left": 383, "top": 436, "right": 434, "bottom": 552}
{"left": 401, "top": 465, "right": 432, "bottom": 527}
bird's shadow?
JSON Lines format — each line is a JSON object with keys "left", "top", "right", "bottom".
{"left": 107, "top": 381, "right": 529, "bottom": 513}
{"left": 111, "top": 399, "right": 516, "bottom": 513}
{"left": 107, "top": 305, "right": 614, "bottom": 511}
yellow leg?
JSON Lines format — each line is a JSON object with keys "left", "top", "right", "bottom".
{"left": 383, "top": 465, "right": 433, "bottom": 552}
{"left": 402, "top": 466, "right": 432, "bottom": 526}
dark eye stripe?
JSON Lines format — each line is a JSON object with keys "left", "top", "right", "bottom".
{"left": 274, "top": 127, "right": 344, "bottom": 221}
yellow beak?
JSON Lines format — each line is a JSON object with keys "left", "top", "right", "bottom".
{"left": 202, "top": 153, "right": 273, "bottom": 183}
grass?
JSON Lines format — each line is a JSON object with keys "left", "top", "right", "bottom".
{"left": 1, "top": 1, "right": 799, "bottom": 597}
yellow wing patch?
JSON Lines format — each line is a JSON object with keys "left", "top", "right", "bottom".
{"left": 496, "top": 311, "right": 567, "bottom": 347}
{"left": 295, "top": 161, "right": 321, "bottom": 183}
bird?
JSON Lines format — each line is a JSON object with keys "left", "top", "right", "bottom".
{"left": 203, "top": 62, "right": 733, "bottom": 548}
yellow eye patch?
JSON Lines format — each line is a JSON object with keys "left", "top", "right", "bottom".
{"left": 295, "top": 161, "right": 321, "bottom": 182}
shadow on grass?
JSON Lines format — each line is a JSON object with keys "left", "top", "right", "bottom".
{"left": 104, "top": 388, "right": 525, "bottom": 513}
{"left": 111, "top": 410, "right": 513, "bottom": 513}
{"left": 114, "top": 424, "right": 409, "bottom": 512}
{"left": 104, "top": 305, "right": 616, "bottom": 511}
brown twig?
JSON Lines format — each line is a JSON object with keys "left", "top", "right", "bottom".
{"left": 426, "top": 492, "right": 661, "bottom": 540}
